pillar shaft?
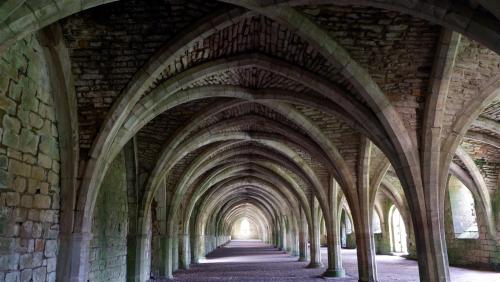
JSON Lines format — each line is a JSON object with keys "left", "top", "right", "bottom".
{"left": 172, "top": 236, "right": 179, "bottom": 271}
{"left": 180, "top": 234, "right": 190, "bottom": 269}
{"left": 56, "top": 232, "right": 92, "bottom": 282}
{"left": 298, "top": 208, "right": 308, "bottom": 261}
{"left": 159, "top": 235, "right": 173, "bottom": 279}
{"left": 355, "top": 216, "right": 378, "bottom": 282}
{"left": 324, "top": 180, "right": 345, "bottom": 277}
{"left": 126, "top": 233, "right": 148, "bottom": 282}
{"left": 308, "top": 199, "right": 323, "bottom": 268}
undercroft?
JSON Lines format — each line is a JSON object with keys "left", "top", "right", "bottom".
{"left": 0, "top": 0, "right": 499, "bottom": 281}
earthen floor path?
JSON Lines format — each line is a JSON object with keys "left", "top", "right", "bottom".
{"left": 171, "top": 240, "right": 499, "bottom": 281}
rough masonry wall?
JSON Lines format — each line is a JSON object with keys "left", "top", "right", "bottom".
{"left": 445, "top": 188, "right": 499, "bottom": 269}
{"left": 0, "top": 35, "right": 60, "bottom": 282}
{"left": 88, "top": 152, "right": 128, "bottom": 281}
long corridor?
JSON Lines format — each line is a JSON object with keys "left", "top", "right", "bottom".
{"left": 171, "top": 240, "right": 499, "bottom": 282}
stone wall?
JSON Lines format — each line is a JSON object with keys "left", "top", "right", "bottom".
{"left": 88, "top": 152, "right": 128, "bottom": 281}
{"left": 0, "top": 35, "right": 60, "bottom": 282}
{"left": 445, "top": 187, "right": 498, "bottom": 269}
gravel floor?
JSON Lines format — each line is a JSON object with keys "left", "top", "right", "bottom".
{"left": 170, "top": 240, "right": 499, "bottom": 281}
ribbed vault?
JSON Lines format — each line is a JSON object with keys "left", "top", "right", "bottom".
{"left": 1, "top": 1, "right": 499, "bottom": 282}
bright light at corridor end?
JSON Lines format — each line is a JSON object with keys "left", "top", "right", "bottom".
{"left": 240, "top": 218, "right": 250, "bottom": 238}
{"left": 232, "top": 217, "right": 258, "bottom": 240}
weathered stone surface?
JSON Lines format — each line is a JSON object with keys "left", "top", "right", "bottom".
{"left": 0, "top": 35, "right": 60, "bottom": 281}
{"left": 32, "top": 267, "right": 46, "bottom": 282}
{"left": 20, "top": 268, "right": 32, "bottom": 282}
{"left": 88, "top": 151, "right": 128, "bottom": 281}
{"left": 33, "top": 195, "right": 50, "bottom": 209}
{"left": 44, "top": 240, "right": 57, "bottom": 258}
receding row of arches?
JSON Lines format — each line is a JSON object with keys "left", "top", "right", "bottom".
{"left": 0, "top": 1, "right": 498, "bottom": 282}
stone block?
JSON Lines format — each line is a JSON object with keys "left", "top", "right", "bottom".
{"left": 47, "top": 172, "right": 58, "bottom": 186}
{"left": 45, "top": 225, "right": 58, "bottom": 239}
{"left": 0, "top": 169, "right": 11, "bottom": 189}
{"left": 13, "top": 178, "right": 27, "bottom": 193}
{"left": 7, "top": 149, "right": 22, "bottom": 161}
{"left": 0, "top": 238, "right": 16, "bottom": 255}
{"left": 5, "top": 271, "right": 20, "bottom": 282}
{"left": 5, "top": 193, "right": 20, "bottom": 207}
{"left": 34, "top": 239, "right": 44, "bottom": 252}
{"left": 44, "top": 240, "right": 57, "bottom": 258}
{"left": 21, "top": 92, "right": 39, "bottom": 112}
{"left": 50, "top": 161, "right": 59, "bottom": 174}
{"left": 0, "top": 155, "right": 7, "bottom": 169}
{"left": 0, "top": 95, "right": 16, "bottom": 114}
{"left": 2, "top": 115, "right": 21, "bottom": 134}
{"left": 32, "top": 267, "right": 46, "bottom": 282}
{"left": 20, "top": 269, "right": 32, "bottom": 282}
{"left": 46, "top": 257, "right": 56, "bottom": 273}
{"left": 20, "top": 195, "right": 32, "bottom": 208}
{"left": 8, "top": 160, "right": 31, "bottom": 178}
{"left": 32, "top": 223, "right": 42, "bottom": 238}
{"left": 28, "top": 179, "right": 41, "bottom": 194}
{"left": 31, "top": 167, "right": 46, "bottom": 181}
{"left": 0, "top": 254, "right": 19, "bottom": 271}
{"left": 19, "top": 253, "right": 33, "bottom": 269}
{"left": 32, "top": 252, "right": 43, "bottom": 268}
{"left": 2, "top": 129, "right": 20, "bottom": 150}
{"left": 7, "top": 81, "right": 22, "bottom": 102}
{"left": 22, "top": 154, "right": 36, "bottom": 165}
{"left": 39, "top": 137, "right": 58, "bottom": 159}
{"left": 13, "top": 208, "right": 26, "bottom": 223}
{"left": 36, "top": 120, "right": 52, "bottom": 138}
{"left": 19, "top": 129, "right": 39, "bottom": 155}
{"left": 37, "top": 153, "right": 52, "bottom": 169}
{"left": 29, "top": 112, "right": 44, "bottom": 129}
{"left": 20, "top": 221, "right": 32, "bottom": 238}
{"left": 33, "top": 195, "right": 51, "bottom": 209}
{"left": 27, "top": 209, "right": 40, "bottom": 221}
{"left": 39, "top": 183, "right": 49, "bottom": 195}
{"left": 17, "top": 110, "right": 30, "bottom": 128}
{"left": 47, "top": 271, "right": 56, "bottom": 282}
{"left": 40, "top": 210, "right": 57, "bottom": 223}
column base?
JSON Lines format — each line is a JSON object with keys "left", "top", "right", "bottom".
{"left": 323, "top": 268, "right": 345, "bottom": 278}
{"left": 307, "top": 261, "right": 324, "bottom": 268}
{"left": 298, "top": 257, "right": 307, "bottom": 262}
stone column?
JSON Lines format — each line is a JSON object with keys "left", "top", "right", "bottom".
{"left": 193, "top": 234, "right": 205, "bottom": 263}
{"left": 356, "top": 139, "right": 378, "bottom": 282}
{"left": 281, "top": 217, "right": 287, "bottom": 251}
{"left": 158, "top": 235, "right": 173, "bottom": 279}
{"left": 323, "top": 180, "right": 345, "bottom": 278}
{"left": 298, "top": 208, "right": 308, "bottom": 261}
{"left": 375, "top": 206, "right": 391, "bottom": 255}
{"left": 354, "top": 211, "right": 378, "bottom": 282}
{"left": 172, "top": 236, "right": 179, "bottom": 271}
{"left": 308, "top": 199, "right": 323, "bottom": 268}
{"left": 126, "top": 233, "right": 148, "bottom": 282}
{"left": 56, "top": 232, "right": 92, "bottom": 282}
{"left": 179, "top": 234, "right": 190, "bottom": 269}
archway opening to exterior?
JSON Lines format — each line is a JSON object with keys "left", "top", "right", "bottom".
{"left": 340, "top": 209, "right": 355, "bottom": 249}
{"left": 372, "top": 212, "right": 382, "bottom": 234}
{"left": 448, "top": 176, "right": 479, "bottom": 239}
{"left": 389, "top": 206, "right": 407, "bottom": 254}
{"left": 231, "top": 217, "right": 260, "bottom": 240}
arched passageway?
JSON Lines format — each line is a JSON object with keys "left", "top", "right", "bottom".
{"left": 0, "top": 1, "right": 499, "bottom": 282}
{"left": 389, "top": 206, "right": 408, "bottom": 254}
